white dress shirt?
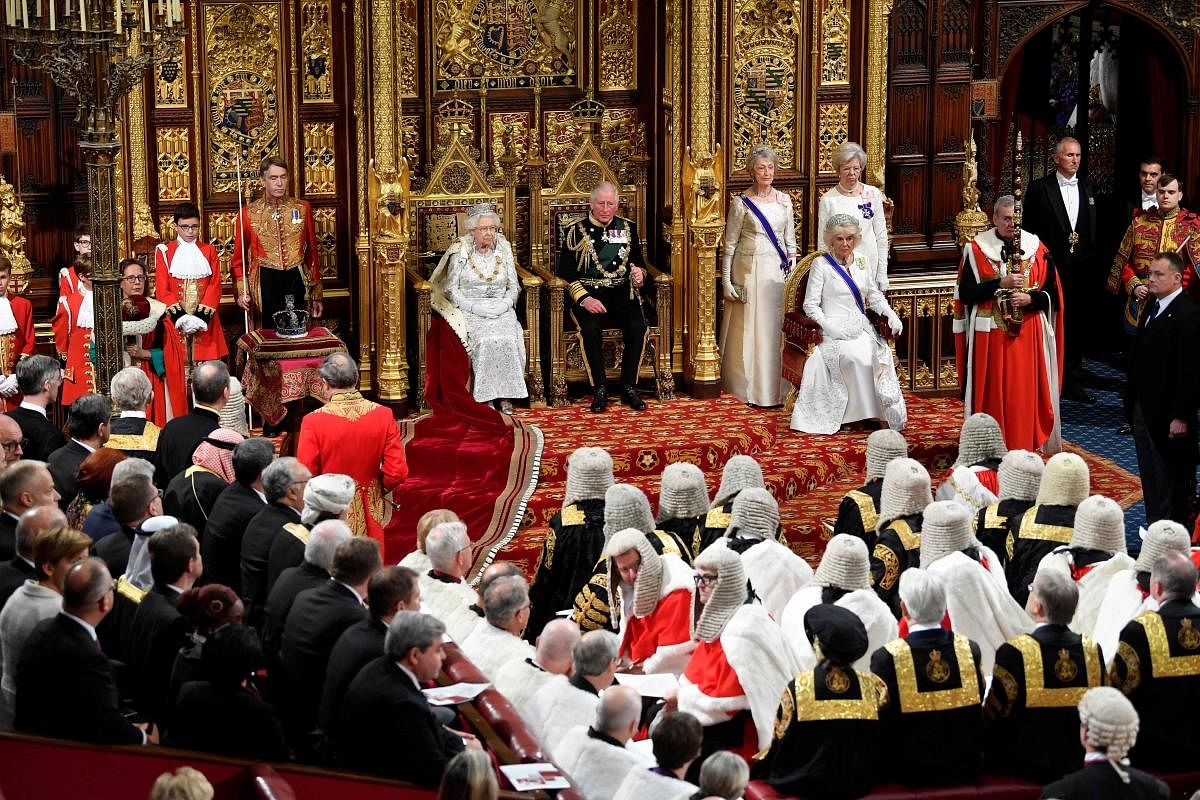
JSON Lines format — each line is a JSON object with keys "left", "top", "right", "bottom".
{"left": 1142, "top": 192, "right": 1158, "bottom": 211}
{"left": 18, "top": 401, "right": 46, "bottom": 418}
{"left": 1057, "top": 171, "right": 1080, "bottom": 229}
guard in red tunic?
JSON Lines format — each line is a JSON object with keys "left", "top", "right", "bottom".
{"left": 57, "top": 222, "right": 90, "bottom": 299}
{"left": 296, "top": 352, "right": 407, "bottom": 545}
{"left": 954, "top": 195, "right": 1064, "bottom": 453}
{"left": 0, "top": 259, "right": 36, "bottom": 411}
{"left": 155, "top": 202, "right": 229, "bottom": 364}
{"left": 231, "top": 156, "right": 323, "bottom": 331}
{"left": 52, "top": 254, "right": 96, "bottom": 406}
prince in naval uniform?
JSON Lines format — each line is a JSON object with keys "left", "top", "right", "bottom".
{"left": 556, "top": 180, "right": 647, "bottom": 413}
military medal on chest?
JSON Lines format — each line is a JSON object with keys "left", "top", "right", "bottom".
{"left": 1067, "top": 231, "right": 1079, "bottom": 254}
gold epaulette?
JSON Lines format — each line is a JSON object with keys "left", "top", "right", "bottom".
{"left": 116, "top": 576, "right": 147, "bottom": 604}
{"left": 283, "top": 522, "right": 310, "bottom": 544}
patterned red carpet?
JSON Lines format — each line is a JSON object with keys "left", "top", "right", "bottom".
{"left": 495, "top": 392, "right": 1141, "bottom": 574}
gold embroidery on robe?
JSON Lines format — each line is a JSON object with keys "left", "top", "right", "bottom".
{"left": 846, "top": 489, "right": 879, "bottom": 533}
{"left": 886, "top": 635, "right": 980, "bottom": 712}
{"left": 1010, "top": 634, "right": 1102, "bottom": 707}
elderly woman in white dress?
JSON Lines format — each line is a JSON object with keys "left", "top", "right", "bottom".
{"left": 817, "top": 142, "right": 889, "bottom": 292}
{"left": 790, "top": 214, "right": 906, "bottom": 434}
{"left": 720, "top": 145, "right": 795, "bottom": 406}
{"left": 430, "top": 203, "right": 528, "bottom": 413}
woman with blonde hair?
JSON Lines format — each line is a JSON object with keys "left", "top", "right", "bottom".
{"left": 790, "top": 214, "right": 905, "bottom": 434}
{"left": 437, "top": 749, "right": 498, "bottom": 800}
{"left": 817, "top": 141, "right": 890, "bottom": 291}
{"left": 720, "top": 145, "right": 794, "bottom": 406}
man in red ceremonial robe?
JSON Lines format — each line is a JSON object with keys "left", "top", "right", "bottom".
{"left": 676, "top": 544, "right": 796, "bottom": 765}
{"left": 954, "top": 194, "right": 1064, "bottom": 453}
{"left": 155, "top": 202, "right": 229, "bottom": 365}
{"left": 297, "top": 352, "right": 407, "bottom": 545}
{"left": 119, "top": 259, "right": 186, "bottom": 426}
{"left": 0, "top": 259, "right": 36, "bottom": 411}
{"left": 603, "top": 528, "right": 695, "bottom": 675}
{"left": 57, "top": 223, "right": 90, "bottom": 300}
{"left": 52, "top": 254, "right": 96, "bottom": 406}
{"left": 232, "top": 156, "right": 322, "bottom": 331}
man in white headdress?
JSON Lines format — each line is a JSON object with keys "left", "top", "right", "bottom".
{"left": 936, "top": 412, "right": 1008, "bottom": 513}
{"left": 266, "top": 473, "right": 354, "bottom": 588}
{"left": 705, "top": 487, "right": 811, "bottom": 620}
{"left": 1036, "top": 495, "right": 1134, "bottom": 636}
{"left": 921, "top": 500, "right": 1031, "bottom": 671}
{"left": 782, "top": 533, "right": 897, "bottom": 672}
{"left": 1006, "top": 451, "right": 1090, "bottom": 604}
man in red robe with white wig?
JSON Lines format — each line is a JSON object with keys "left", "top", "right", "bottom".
{"left": 954, "top": 195, "right": 1064, "bottom": 453}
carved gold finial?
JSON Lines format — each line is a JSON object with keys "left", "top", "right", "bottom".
{"left": 368, "top": 158, "right": 410, "bottom": 244}
{"left": 0, "top": 174, "right": 31, "bottom": 293}
{"left": 683, "top": 145, "right": 724, "bottom": 228}
{"left": 954, "top": 128, "right": 990, "bottom": 246}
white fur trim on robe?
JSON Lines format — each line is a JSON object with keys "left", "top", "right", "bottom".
{"left": 618, "top": 554, "right": 697, "bottom": 676}
{"left": 553, "top": 724, "right": 647, "bottom": 800}
{"left": 677, "top": 603, "right": 798, "bottom": 751}
{"left": 1092, "top": 570, "right": 1158, "bottom": 667}
{"left": 1037, "top": 550, "right": 1136, "bottom": 640}
{"left": 612, "top": 767, "right": 697, "bottom": 800}
{"left": 461, "top": 621, "right": 535, "bottom": 681}
{"left": 720, "top": 538, "right": 813, "bottom": 622}
{"left": 781, "top": 584, "right": 898, "bottom": 673}
{"left": 420, "top": 576, "right": 482, "bottom": 643}
{"left": 935, "top": 465, "right": 999, "bottom": 514}
{"left": 524, "top": 677, "right": 597, "bottom": 761}
{"left": 927, "top": 548, "right": 1032, "bottom": 673}
{"left": 493, "top": 658, "right": 558, "bottom": 715}
{"left": 398, "top": 549, "right": 432, "bottom": 575}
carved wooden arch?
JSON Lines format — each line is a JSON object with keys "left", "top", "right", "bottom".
{"left": 546, "top": 138, "right": 626, "bottom": 202}
{"left": 422, "top": 137, "right": 500, "bottom": 199}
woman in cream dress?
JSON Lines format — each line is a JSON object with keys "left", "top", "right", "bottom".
{"left": 790, "top": 214, "right": 906, "bottom": 434}
{"left": 817, "top": 141, "right": 889, "bottom": 292}
{"left": 430, "top": 203, "right": 528, "bottom": 412}
{"left": 720, "top": 146, "right": 795, "bottom": 406}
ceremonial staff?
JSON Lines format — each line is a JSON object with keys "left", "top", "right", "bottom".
{"left": 235, "top": 150, "right": 253, "bottom": 431}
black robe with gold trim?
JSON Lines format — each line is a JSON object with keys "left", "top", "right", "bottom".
{"left": 755, "top": 664, "right": 887, "bottom": 799}
{"left": 1110, "top": 599, "right": 1200, "bottom": 770}
{"left": 526, "top": 497, "right": 606, "bottom": 641}
{"left": 833, "top": 479, "right": 884, "bottom": 547}
{"left": 658, "top": 514, "right": 706, "bottom": 560}
{"left": 869, "top": 628, "right": 984, "bottom": 785}
{"left": 570, "top": 528, "right": 691, "bottom": 633}
{"left": 698, "top": 500, "right": 736, "bottom": 554}
{"left": 870, "top": 513, "right": 922, "bottom": 617}
{"left": 1006, "top": 503, "right": 1077, "bottom": 604}
{"left": 983, "top": 623, "right": 1106, "bottom": 782}
{"left": 974, "top": 498, "right": 1034, "bottom": 568}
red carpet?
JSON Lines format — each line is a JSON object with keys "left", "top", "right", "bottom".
{"left": 494, "top": 393, "right": 1142, "bottom": 573}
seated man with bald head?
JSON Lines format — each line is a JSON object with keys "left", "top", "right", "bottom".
{"left": 0, "top": 505, "right": 67, "bottom": 608}
{"left": 460, "top": 573, "right": 535, "bottom": 680}
{"left": 156, "top": 360, "right": 229, "bottom": 484}
{"left": 494, "top": 617, "right": 579, "bottom": 712}
{"left": 525, "top": 629, "right": 619, "bottom": 759}
{"left": 554, "top": 684, "right": 646, "bottom": 800}
{"left": 15, "top": 557, "right": 151, "bottom": 744}
{"left": 0, "top": 461, "right": 61, "bottom": 561}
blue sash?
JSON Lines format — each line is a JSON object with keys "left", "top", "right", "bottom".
{"left": 823, "top": 252, "right": 866, "bottom": 315}
{"left": 741, "top": 195, "right": 790, "bottom": 273}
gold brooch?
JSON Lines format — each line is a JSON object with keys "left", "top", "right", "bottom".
{"left": 925, "top": 649, "right": 951, "bottom": 684}
{"left": 824, "top": 666, "right": 851, "bottom": 694}
{"left": 1178, "top": 618, "right": 1200, "bottom": 651}
{"left": 1054, "top": 648, "right": 1079, "bottom": 682}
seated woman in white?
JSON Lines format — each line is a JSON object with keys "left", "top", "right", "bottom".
{"left": 430, "top": 201, "right": 528, "bottom": 413}
{"left": 790, "top": 214, "right": 906, "bottom": 434}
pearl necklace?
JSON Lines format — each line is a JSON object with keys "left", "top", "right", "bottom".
{"left": 467, "top": 246, "right": 500, "bottom": 282}
{"left": 748, "top": 186, "right": 774, "bottom": 201}
{"left": 835, "top": 182, "right": 862, "bottom": 197}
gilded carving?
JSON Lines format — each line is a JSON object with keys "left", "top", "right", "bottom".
{"left": 434, "top": 0, "right": 578, "bottom": 90}
{"left": 401, "top": 116, "right": 422, "bottom": 171}
{"left": 301, "top": 0, "right": 334, "bottom": 103}
{"left": 730, "top": 0, "right": 799, "bottom": 170}
{"left": 302, "top": 122, "right": 337, "bottom": 195}
{"left": 435, "top": 97, "right": 476, "bottom": 154}
{"left": 312, "top": 207, "right": 339, "bottom": 279}
{"left": 818, "top": 102, "right": 850, "bottom": 173}
{"left": 156, "top": 128, "right": 191, "bottom": 202}
{"left": 684, "top": 145, "right": 724, "bottom": 227}
{"left": 206, "top": 211, "right": 239, "bottom": 285}
{"left": 490, "top": 112, "right": 530, "bottom": 176}
{"left": 0, "top": 174, "right": 31, "bottom": 292}
{"left": 369, "top": 159, "right": 411, "bottom": 243}
{"left": 684, "top": 145, "right": 723, "bottom": 385}
{"left": 205, "top": 3, "right": 282, "bottom": 194}
{"left": 598, "top": 0, "right": 637, "bottom": 90}
{"left": 398, "top": 0, "right": 419, "bottom": 97}
{"left": 156, "top": 59, "right": 187, "bottom": 107}
{"left": 865, "top": 0, "right": 893, "bottom": 189}
{"left": 544, "top": 108, "right": 639, "bottom": 183}
{"left": 821, "top": 0, "right": 850, "bottom": 84}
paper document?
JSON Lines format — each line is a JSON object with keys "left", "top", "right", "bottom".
{"left": 614, "top": 671, "right": 679, "bottom": 697}
{"left": 422, "top": 682, "right": 490, "bottom": 706}
{"left": 499, "top": 763, "right": 571, "bottom": 791}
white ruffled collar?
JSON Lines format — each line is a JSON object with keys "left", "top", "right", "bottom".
{"left": 0, "top": 295, "right": 17, "bottom": 335}
{"left": 163, "top": 239, "right": 212, "bottom": 280}
{"left": 77, "top": 287, "right": 94, "bottom": 330}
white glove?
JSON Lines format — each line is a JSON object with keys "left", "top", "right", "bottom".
{"left": 885, "top": 309, "right": 903, "bottom": 336}
{"left": 174, "top": 314, "right": 208, "bottom": 335}
{"left": 0, "top": 374, "right": 17, "bottom": 397}
{"left": 471, "top": 299, "right": 509, "bottom": 318}
{"left": 821, "top": 321, "right": 846, "bottom": 341}
{"left": 721, "top": 256, "right": 743, "bottom": 302}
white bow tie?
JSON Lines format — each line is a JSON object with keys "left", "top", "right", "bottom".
{"left": 1059, "top": 176, "right": 1078, "bottom": 187}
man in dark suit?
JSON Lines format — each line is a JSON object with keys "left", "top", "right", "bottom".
{"left": 318, "top": 565, "right": 420, "bottom": 733}
{"left": 0, "top": 414, "right": 25, "bottom": 466}
{"left": 203, "top": 437, "right": 273, "bottom": 592}
{"left": 155, "top": 360, "right": 229, "bottom": 485}
{"left": 46, "top": 394, "right": 110, "bottom": 512}
{"left": 1022, "top": 136, "right": 1098, "bottom": 403}
{"left": 127, "top": 524, "right": 202, "bottom": 725}
{"left": 0, "top": 461, "right": 60, "bottom": 561}
{"left": 334, "top": 611, "right": 479, "bottom": 785}
{"left": 7, "top": 355, "right": 67, "bottom": 461}
{"left": 0, "top": 505, "right": 66, "bottom": 607}
{"left": 1125, "top": 252, "right": 1200, "bottom": 526}
{"left": 240, "top": 456, "right": 310, "bottom": 626}
{"left": 14, "top": 557, "right": 153, "bottom": 744}
{"left": 93, "top": 472, "right": 161, "bottom": 579}
{"left": 279, "top": 537, "right": 380, "bottom": 744}
{"left": 262, "top": 519, "right": 350, "bottom": 657}
{"left": 106, "top": 367, "right": 163, "bottom": 480}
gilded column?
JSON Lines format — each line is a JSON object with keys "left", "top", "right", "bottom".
{"left": 126, "top": 25, "right": 159, "bottom": 245}
{"left": 683, "top": 146, "right": 723, "bottom": 394}
{"left": 865, "top": 0, "right": 894, "bottom": 191}
{"left": 353, "top": 0, "right": 372, "bottom": 389}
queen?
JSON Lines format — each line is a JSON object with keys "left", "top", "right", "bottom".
{"left": 430, "top": 202, "right": 528, "bottom": 413}
{"left": 790, "top": 214, "right": 906, "bottom": 434}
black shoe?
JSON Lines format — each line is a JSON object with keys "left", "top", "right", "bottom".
{"left": 1117, "top": 423, "right": 1132, "bottom": 435}
{"left": 1063, "top": 386, "right": 1097, "bottom": 404}
{"left": 589, "top": 386, "right": 608, "bottom": 413}
{"left": 619, "top": 385, "right": 646, "bottom": 411}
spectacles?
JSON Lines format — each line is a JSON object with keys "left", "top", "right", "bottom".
{"left": 121, "top": 275, "right": 146, "bottom": 282}
{"left": 694, "top": 573, "right": 719, "bottom": 586}
{"left": 474, "top": 225, "right": 499, "bottom": 233}
{"left": 176, "top": 223, "right": 200, "bottom": 231}
{"left": 0, "top": 438, "right": 27, "bottom": 452}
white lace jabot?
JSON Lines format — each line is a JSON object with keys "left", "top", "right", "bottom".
{"left": 165, "top": 240, "right": 212, "bottom": 280}
{"left": 0, "top": 296, "right": 17, "bottom": 335}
